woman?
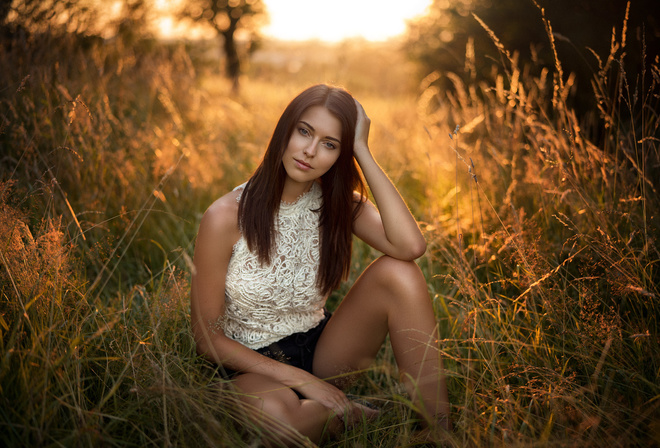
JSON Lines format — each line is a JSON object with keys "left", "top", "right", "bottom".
{"left": 191, "top": 84, "right": 450, "bottom": 445}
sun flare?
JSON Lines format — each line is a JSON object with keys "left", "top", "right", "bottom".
{"left": 148, "top": 0, "right": 432, "bottom": 42}
{"left": 262, "top": 0, "right": 432, "bottom": 42}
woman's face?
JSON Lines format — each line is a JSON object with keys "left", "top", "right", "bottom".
{"left": 282, "top": 105, "right": 343, "bottom": 189}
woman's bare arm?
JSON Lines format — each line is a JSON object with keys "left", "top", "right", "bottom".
{"left": 351, "top": 100, "right": 427, "bottom": 260}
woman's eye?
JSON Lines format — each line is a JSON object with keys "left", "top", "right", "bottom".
{"left": 299, "top": 127, "right": 310, "bottom": 136}
{"left": 323, "top": 141, "right": 337, "bottom": 150}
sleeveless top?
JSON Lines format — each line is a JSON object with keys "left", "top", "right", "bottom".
{"left": 221, "top": 182, "right": 327, "bottom": 350}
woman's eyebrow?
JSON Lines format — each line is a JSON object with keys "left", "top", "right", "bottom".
{"left": 300, "top": 120, "right": 341, "bottom": 144}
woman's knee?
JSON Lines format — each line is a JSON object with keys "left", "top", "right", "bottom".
{"left": 369, "top": 256, "right": 427, "bottom": 294}
{"left": 237, "top": 387, "right": 337, "bottom": 444}
{"left": 234, "top": 375, "right": 299, "bottom": 422}
{"left": 258, "top": 395, "right": 300, "bottom": 425}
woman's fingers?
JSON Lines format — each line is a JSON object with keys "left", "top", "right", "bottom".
{"left": 354, "top": 99, "right": 371, "bottom": 146}
{"left": 297, "top": 380, "right": 350, "bottom": 417}
{"left": 295, "top": 378, "right": 380, "bottom": 429}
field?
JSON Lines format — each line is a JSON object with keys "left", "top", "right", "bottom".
{"left": 1, "top": 15, "right": 659, "bottom": 448}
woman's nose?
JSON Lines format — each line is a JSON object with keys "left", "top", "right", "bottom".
{"left": 303, "top": 141, "right": 318, "bottom": 156}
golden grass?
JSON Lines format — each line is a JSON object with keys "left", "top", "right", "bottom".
{"left": 1, "top": 8, "right": 659, "bottom": 446}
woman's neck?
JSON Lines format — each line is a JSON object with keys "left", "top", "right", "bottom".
{"left": 281, "top": 180, "right": 314, "bottom": 203}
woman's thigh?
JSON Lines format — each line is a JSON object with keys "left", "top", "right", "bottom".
{"left": 312, "top": 256, "right": 434, "bottom": 385}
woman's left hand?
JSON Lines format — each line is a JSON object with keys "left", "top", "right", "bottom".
{"left": 353, "top": 99, "right": 371, "bottom": 161}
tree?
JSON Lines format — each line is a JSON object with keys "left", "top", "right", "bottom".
{"left": 405, "top": 0, "right": 660, "bottom": 115}
{"left": 181, "top": 0, "right": 266, "bottom": 90}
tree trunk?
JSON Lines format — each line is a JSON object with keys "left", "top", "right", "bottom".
{"left": 222, "top": 20, "right": 240, "bottom": 92}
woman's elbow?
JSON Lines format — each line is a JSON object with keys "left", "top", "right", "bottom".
{"left": 396, "top": 238, "right": 427, "bottom": 260}
{"left": 194, "top": 335, "right": 226, "bottom": 364}
{"left": 194, "top": 334, "right": 208, "bottom": 354}
{"left": 192, "top": 324, "right": 220, "bottom": 358}
{"left": 409, "top": 239, "right": 427, "bottom": 259}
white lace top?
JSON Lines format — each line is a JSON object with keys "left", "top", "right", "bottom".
{"left": 222, "top": 182, "right": 327, "bottom": 350}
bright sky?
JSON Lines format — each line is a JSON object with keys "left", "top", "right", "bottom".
{"left": 149, "top": 0, "right": 432, "bottom": 42}
{"left": 262, "top": 0, "right": 433, "bottom": 42}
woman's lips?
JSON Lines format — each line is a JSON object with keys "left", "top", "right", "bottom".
{"left": 294, "top": 158, "right": 312, "bottom": 170}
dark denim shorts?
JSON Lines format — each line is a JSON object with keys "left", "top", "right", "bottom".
{"left": 220, "top": 309, "right": 331, "bottom": 378}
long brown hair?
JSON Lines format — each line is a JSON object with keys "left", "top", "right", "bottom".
{"left": 238, "top": 84, "right": 366, "bottom": 296}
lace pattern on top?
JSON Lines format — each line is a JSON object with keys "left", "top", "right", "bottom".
{"left": 222, "top": 182, "right": 326, "bottom": 350}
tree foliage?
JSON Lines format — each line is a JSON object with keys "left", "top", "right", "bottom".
{"left": 1, "top": 0, "right": 155, "bottom": 44}
{"left": 180, "top": 0, "right": 266, "bottom": 88}
{"left": 406, "top": 0, "right": 660, "bottom": 116}
{"left": 0, "top": 0, "right": 11, "bottom": 24}
{"left": 1, "top": 0, "right": 101, "bottom": 34}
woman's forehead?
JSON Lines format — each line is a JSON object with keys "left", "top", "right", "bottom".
{"left": 299, "top": 106, "right": 342, "bottom": 138}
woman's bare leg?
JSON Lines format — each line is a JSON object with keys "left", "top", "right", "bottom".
{"left": 232, "top": 373, "right": 342, "bottom": 446}
{"left": 313, "top": 256, "right": 451, "bottom": 429}
{"left": 230, "top": 256, "right": 449, "bottom": 444}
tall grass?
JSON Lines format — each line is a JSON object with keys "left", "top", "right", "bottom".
{"left": 414, "top": 3, "right": 659, "bottom": 446}
{"left": 1, "top": 6, "right": 658, "bottom": 446}
{"left": 0, "top": 28, "right": 262, "bottom": 447}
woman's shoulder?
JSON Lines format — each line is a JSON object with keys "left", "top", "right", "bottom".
{"left": 198, "top": 189, "right": 241, "bottom": 242}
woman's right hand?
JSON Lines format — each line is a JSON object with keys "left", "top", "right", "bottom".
{"left": 293, "top": 376, "right": 380, "bottom": 428}
{"left": 294, "top": 376, "right": 352, "bottom": 418}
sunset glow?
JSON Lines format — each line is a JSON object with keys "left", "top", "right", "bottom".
{"left": 262, "top": 0, "right": 432, "bottom": 42}
{"left": 148, "top": 0, "right": 432, "bottom": 42}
